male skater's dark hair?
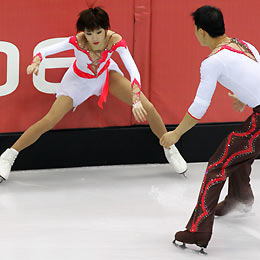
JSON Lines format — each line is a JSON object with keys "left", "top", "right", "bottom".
{"left": 191, "top": 5, "right": 225, "bottom": 38}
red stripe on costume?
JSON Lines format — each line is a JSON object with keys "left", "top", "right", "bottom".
{"left": 219, "top": 46, "right": 244, "bottom": 54}
{"left": 72, "top": 60, "right": 111, "bottom": 109}
{"left": 69, "top": 36, "right": 93, "bottom": 61}
{"left": 109, "top": 39, "right": 127, "bottom": 52}
{"left": 32, "top": 52, "right": 43, "bottom": 62}
{"left": 207, "top": 115, "right": 256, "bottom": 171}
{"left": 98, "top": 69, "right": 109, "bottom": 109}
{"left": 187, "top": 111, "right": 200, "bottom": 120}
{"left": 235, "top": 39, "right": 256, "bottom": 58}
{"left": 217, "top": 44, "right": 256, "bottom": 60}
{"left": 222, "top": 130, "right": 260, "bottom": 174}
{"left": 131, "top": 78, "right": 141, "bottom": 89}
{"left": 73, "top": 59, "right": 110, "bottom": 78}
{"left": 95, "top": 39, "right": 127, "bottom": 72}
{"left": 69, "top": 36, "right": 127, "bottom": 109}
{"left": 69, "top": 36, "right": 127, "bottom": 77}
{"left": 69, "top": 36, "right": 127, "bottom": 62}
{"left": 87, "top": 64, "right": 97, "bottom": 75}
{"left": 191, "top": 114, "right": 260, "bottom": 232}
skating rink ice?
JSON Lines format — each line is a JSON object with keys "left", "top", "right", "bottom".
{"left": 0, "top": 160, "right": 259, "bottom": 260}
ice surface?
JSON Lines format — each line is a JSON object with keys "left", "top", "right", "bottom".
{"left": 0, "top": 161, "right": 259, "bottom": 260}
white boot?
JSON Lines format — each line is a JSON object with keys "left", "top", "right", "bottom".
{"left": 164, "top": 144, "right": 187, "bottom": 174}
{"left": 0, "top": 148, "right": 19, "bottom": 182}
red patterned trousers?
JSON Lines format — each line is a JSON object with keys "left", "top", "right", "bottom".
{"left": 186, "top": 107, "right": 260, "bottom": 233}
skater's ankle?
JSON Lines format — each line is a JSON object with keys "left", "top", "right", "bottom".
{"left": 10, "top": 147, "right": 19, "bottom": 154}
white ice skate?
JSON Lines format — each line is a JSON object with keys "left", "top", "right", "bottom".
{"left": 164, "top": 144, "right": 187, "bottom": 174}
{"left": 0, "top": 148, "right": 19, "bottom": 182}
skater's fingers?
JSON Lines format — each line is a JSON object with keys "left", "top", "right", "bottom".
{"left": 140, "top": 107, "right": 148, "bottom": 121}
{"left": 134, "top": 109, "right": 142, "bottom": 121}
{"left": 136, "top": 108, "right": 146, "bottom": 122}
{"left": 141, "top": 106, "right": 147, "bottom": 116}
{"left": 34, "top": 67, "right": 39, "bottom": 76}
{"left": 163, "top": 141, "right": 170, "bottom": 149}
{"left": 132, "top": 108, "right": 140, "bottom": 123}
{"left": 26, "top": 65, "right": 33, "bottom": 75}
{"left": 133, "top": 102, "right": 147, "bottom": 122}
{"left": 132, "top": 105, "right": 146, "bottom": 122}
{"left": 160, "top": 136, "right": 166, "bottom": 146}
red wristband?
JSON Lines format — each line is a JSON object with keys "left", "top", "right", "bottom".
{"left": 131, "top": 78, "right": 141, "bottom": 89}
{"left": 31, "top": 53, "right": 43, "bottom": 64}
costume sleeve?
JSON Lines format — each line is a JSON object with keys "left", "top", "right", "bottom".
{"left": 115, "top": 43, "right": 141, "bottom": 88}
{"left": 188, "top": 56, "right": 223, "bottom": 119}
{"left": 37, "top": 37, "right": 74, "bottom": 59}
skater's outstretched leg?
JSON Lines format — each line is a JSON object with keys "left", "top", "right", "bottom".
{"left": 215, "top": 158, "right": 254, "bottom": 216}
{"left": 175, "top": 111, "right": 260, "bottom": 249}
{"left": 109, "top": 71, "right": 187, "bottom": 173}
{"left": 0, "top": 96, "right": 73, "bottom": 182}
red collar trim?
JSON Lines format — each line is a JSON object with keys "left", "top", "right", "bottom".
{"left": 213, "top": 39, "right": 256, "bottom": 61}
{"left": 69, "top": 36, "right": 127, "bottom": 58}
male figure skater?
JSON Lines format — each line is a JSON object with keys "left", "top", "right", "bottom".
{"left": 160, "top": 5, "right": 260, "bottom": 251}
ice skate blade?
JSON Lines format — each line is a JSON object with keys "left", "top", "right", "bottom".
{"left": 171, "top": 161, "right": 188, "bottom": 175}
{"left": 0, "top": 175, "right": 5, "bottom": 183}
{"left": 173, "top": 240, "right": 208, "bottom": 255}
{"left": 173, "top": 239, "right": 186, "bottom": 249}
{"left": 179, "top": 169, "right": 187, "bottom": 177}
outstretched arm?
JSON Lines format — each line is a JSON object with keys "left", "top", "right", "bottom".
{"left": 160, "top": 113, "right": 199, "bottom": 148}
{"left": 27, "top": 37, "right": 73, "bottom": 76}
{"left": 113, "top": 35, "right": 147, "bottom": 122}
{"left": 160, "top": 55, "right": 223, "bottom": 148}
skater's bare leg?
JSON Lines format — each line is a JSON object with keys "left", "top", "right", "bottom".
{"left": 109, "top": 71, "right": 187, "bottom": 173}
{"left": 12, "top": 95, "right": 73, "bottom": 152}
{"left": 109, "top": 71, "right": 166, "bottom": 139}
{"left": 0, "top": 95, "right": 73, "bottom": 181}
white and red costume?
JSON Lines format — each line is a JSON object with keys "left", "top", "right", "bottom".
{"left": 188, "top": 41, "right": 260, "bottom": 119}
{"left": 37, "top": 36, "right": 141, "bottom": 108}
{"left": 185, "top": 39, "right": 260, "bottom": 240}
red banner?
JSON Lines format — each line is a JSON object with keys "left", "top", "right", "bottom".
{"left": 1, "top": 0, "right": 260, "bottom": 133}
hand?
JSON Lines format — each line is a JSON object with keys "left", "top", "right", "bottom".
{"left": 27, "top": 62, "right": 40, "bottom": 75}
{"left": 132, "top": 101, "right": 147, "bottom": 122}
{"left": 228, "top": 92, "right": 245, "bottom": 112}
{"left": 160, "top": 130, "right": 181, "bottom": 149}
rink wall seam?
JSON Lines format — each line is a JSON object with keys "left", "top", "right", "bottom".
{"left": 0, "top": 122, "right": 247, "bottom": 171}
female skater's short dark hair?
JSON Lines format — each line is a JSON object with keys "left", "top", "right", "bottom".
{"left": 76, "top": 7, "right": 110, "bottom": 32}
{"left": 191, "top": 6, "right": 225, "bottom": 37}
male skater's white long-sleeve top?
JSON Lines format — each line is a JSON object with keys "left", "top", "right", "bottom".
{"left": 188, "top": 40, "right": 260, "bottom": 119}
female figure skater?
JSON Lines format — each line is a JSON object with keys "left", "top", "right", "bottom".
{"left": 160, "top": 5, "right": 260, "bottom": 252}
{"left": 0, "top": 7, "right": 187, "bottom": 182}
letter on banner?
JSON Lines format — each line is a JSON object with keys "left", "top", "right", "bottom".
{"left": 33, "top": 38, "right": 75, "bottom": 94}
{"left": 0, "top": 41, "right": 19, "bottom": 96}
